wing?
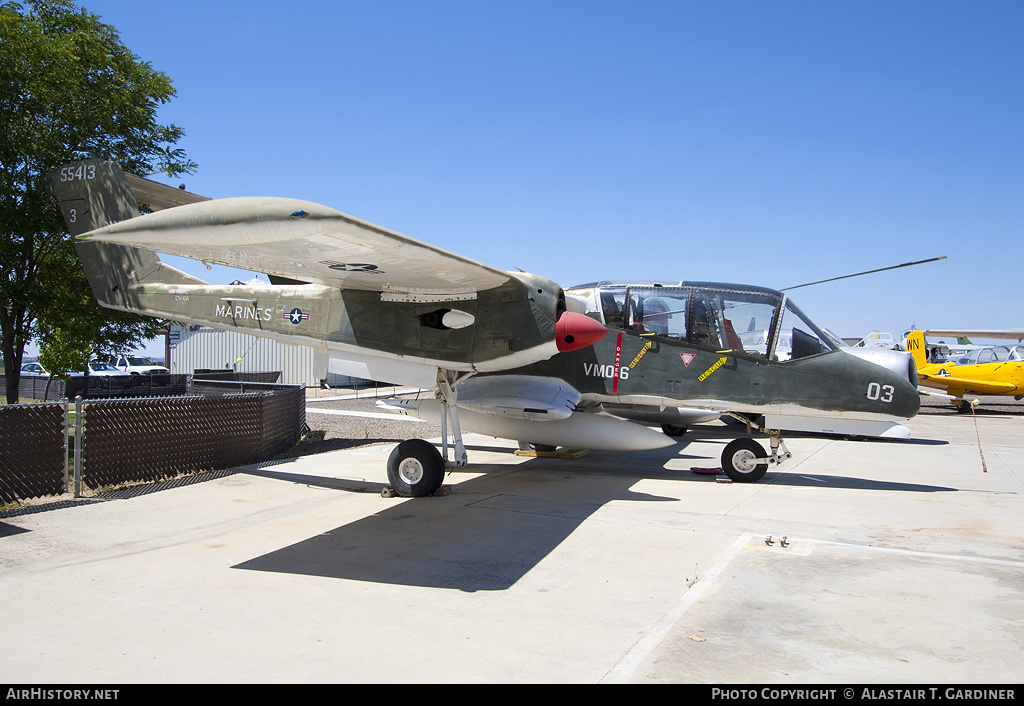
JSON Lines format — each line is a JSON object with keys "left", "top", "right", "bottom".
{"left": 918, "top": 372, "right": 1018, "bottom": 395}
{"left": 924, "top": 329, "right": 1024, "bottom": 342}
{"left": 80, "top": 197, "right": 510, "bottom": 295}
{"left": 51, "top": 160, "right": 607, "bottom": 381}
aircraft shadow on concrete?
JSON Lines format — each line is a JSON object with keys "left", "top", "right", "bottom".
{"left": 234, "top": 450, "right": 685, "bottom": 592}
{"left": 0, "top": 521, "right": 30, "bottom": 538}
{"left": 765, "top": 472, "right": 957, "bottom": 492}
{"left": 233, "top": 436, "right": 956, "bottom": 591}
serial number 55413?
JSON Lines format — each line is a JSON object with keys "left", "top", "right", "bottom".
{"left": 59, "top": 164, "right": 96, "bottom": 181}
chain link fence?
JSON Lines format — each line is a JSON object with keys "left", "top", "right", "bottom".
{"left": 2, "top": 376, "right": 66, "bottom": 402}
{"left": 2, "top": 374, "right": 193, "bottom": 402}
{"left": 0, "top": 383, "right": 305, "bottom": 504}
{"left": 0, "top": 404, "right": 67, "bottom": 502}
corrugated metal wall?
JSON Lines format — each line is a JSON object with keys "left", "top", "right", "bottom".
{"left": 169, "top": 325, "right": 317, "bottom": 386}
{"left": 168, "top": 325, "right": 368, "bottom": 387}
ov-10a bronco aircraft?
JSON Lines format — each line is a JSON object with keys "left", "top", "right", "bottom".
{"left": 48, "top": 159, "right": 920, "bottom": 495}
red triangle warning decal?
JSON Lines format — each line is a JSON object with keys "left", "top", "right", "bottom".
{"left": 681, "top": 353, "right": 696, "bottom": 367}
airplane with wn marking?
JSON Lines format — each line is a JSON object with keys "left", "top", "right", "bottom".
{"left": 906, "top": 330, "right": 1024, "bottom": 412}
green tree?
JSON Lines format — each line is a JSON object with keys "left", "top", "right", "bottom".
{"left": 36, "top": 274, "right": 163, "bottom": 378}
{"left": 36, "top": 324, "right": 87, "bottom": 399}
{"left": 0, "top": 0, "right": 195, "bottom": 402}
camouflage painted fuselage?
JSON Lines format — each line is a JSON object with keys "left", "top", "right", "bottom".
{"left": 511, "top": 327, "right": 921, "bottom": 422}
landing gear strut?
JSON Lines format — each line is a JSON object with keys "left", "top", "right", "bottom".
{"left": 385, "top": 370, "right": 470, "bottom": 497}
{"left": 720, "top": 415, "right": 792, "bottom": 483}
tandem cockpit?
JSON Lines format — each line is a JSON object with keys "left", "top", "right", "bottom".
{"left": 566, "top": 281, "right": 845, "bottom": 362}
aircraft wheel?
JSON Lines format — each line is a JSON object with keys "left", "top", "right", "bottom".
{"left": 721, "top": 438, "right": 768, "bottom": 483}
{"left": 387, "top": 439, "right": 445, "bottom": 497}
{"left": 956, "top": 400, "right": 973, "bottom": 414}
{"left": 661, "top": 423, "right": 688, "bottom": 437}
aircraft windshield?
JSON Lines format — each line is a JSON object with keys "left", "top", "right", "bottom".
{"left": 594, "top": 284, "right": 837, "bottom": 362}
{"left": 775, "top": 300, "right": 839, "bottom": 361}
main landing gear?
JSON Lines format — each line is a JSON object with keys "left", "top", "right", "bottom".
{"left": 387, "top": 439, "right": 445, "bottom": 497}
{"left": 720, "top": 416, "right": 792, "bottom": 483}
{"left": 385, "top": 371, "right": 468, "bottom": 497}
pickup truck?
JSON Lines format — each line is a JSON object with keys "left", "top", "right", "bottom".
{"left": 110, "top": 355, "right": 170, "bottom": 375}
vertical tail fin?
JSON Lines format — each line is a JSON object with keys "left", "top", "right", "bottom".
{"left": 47, "top": 159, "right": 141, "bottom": 236}
{"left": 905, "top": 330, "right": 928, "bottom": 368}
{"left": 46, "top": 159, "right": 204, "bottom": 311}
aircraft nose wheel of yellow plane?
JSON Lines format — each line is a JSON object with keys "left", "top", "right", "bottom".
{"left": 721, "top": 438, "right": 769, "bottom": 483}
{"left": 387, "top": 439, "right": 446, "bottom": 497}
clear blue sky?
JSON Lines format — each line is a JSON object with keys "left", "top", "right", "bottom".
{"left": 81, "top": 0, "right": 1023, "bottom": 351}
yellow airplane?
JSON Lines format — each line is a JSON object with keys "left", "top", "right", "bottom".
{"left": 906, "top": 330, "right": 1024, "bottom": 412}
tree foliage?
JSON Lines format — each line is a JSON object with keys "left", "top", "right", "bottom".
{"left": 0, "top": 0, "right": 196, "bottom": 402}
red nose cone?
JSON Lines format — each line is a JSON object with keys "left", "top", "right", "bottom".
{"left": 555, "top": 310, "right": 608, "bottom": 352}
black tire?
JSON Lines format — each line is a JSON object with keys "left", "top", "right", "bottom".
{"left": 661, "top": 423, "right": 687, "bottom": 437}
{"left": 387, "top": 439, "right": 445, "bottom": 497}
{"left": 721, "top": 438, "right": 768, "bottom": 483}
{"left": 956, "top": 400, "right": 973, "bottom": 414}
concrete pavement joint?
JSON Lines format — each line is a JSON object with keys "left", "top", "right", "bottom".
{"left": 601, "top": 532, "right": 753, "bottom": 683}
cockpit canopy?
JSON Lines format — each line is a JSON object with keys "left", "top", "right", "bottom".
{"left": 955, "top": 345, "right": 1024, "bottom": 365}
{"left": 567, "top": 281, "right": 841, "bottom": 362}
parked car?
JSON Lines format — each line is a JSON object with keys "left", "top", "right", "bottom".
{"left": 70, "top": 361, "right": 130, "bottom": 377}
{"left": 20, "top": 362, "right": 49, "bottom": 377}
{"left": 109, "top": 355, "right": 169, "bottom": 375}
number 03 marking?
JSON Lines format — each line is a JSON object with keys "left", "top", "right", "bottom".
{"left": 867, "top": 382, "right": 895, "bottom": 403}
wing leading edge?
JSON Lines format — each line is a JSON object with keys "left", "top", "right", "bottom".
{"left": 79, "top": 196, "right": 511, "bottom": 295}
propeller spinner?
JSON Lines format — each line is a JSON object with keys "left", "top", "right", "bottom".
{"left": 555, "top": 310, "right": 607, "bottom": 352}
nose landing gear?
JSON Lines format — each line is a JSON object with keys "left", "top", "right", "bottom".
{"left": 720, "top": 419, "right": 792, "bottom": 483}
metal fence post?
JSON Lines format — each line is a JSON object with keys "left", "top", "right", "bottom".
{"left": 64, "top": 398, "right": 70, "bottom": 490}
{"left": 73, "top": 395, "right": 83, "bottom": 498}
